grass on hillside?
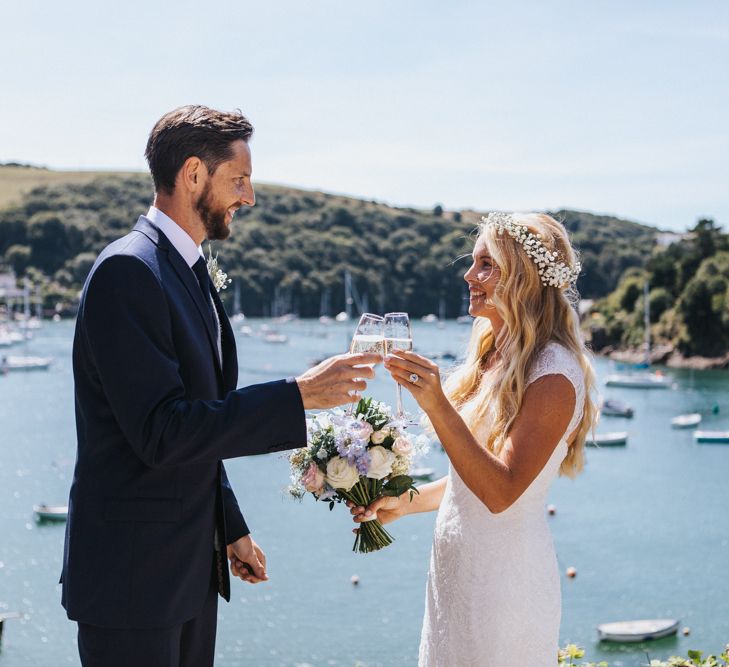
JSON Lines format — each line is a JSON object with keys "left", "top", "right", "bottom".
{"left": 0, "top": 165, "right": 142, "bottom": 210}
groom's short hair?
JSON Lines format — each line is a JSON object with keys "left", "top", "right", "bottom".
{"left": 145, "top": 105, "right": 254, "bottom": 194}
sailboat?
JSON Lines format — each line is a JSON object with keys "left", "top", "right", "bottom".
{"left": 605, "top": 280, "right": 672, "bottom": 389}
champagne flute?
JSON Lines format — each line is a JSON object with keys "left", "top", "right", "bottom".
{"left": 384, "top": 312, "right": 413, "bottom": 420}
{"left": 347, "top": 313, "right": 385, "bottom": 412}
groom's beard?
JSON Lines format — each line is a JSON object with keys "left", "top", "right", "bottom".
{"left": 195, "top": 181, "right": 230, "bottom": 241}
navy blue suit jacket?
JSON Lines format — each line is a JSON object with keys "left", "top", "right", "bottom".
{"left": 61, "top": 216, "right": 306, "bottom": 629}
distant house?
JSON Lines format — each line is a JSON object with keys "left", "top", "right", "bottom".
{"left": 0, "top": 271, "right": 24, "bottom": 299}
{"left": 656, "top": 231, "right": 689, "bottom": 247}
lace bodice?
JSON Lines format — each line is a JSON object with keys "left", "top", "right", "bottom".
{"left": 419, "top": 341, "right": 587, "bottom": 667}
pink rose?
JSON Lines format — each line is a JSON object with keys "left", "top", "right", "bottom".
{"left": 392, "top": 436, "right": 413, "bottom": 456}
{"left": 302, "top": 463, "right": 326, "bottom": 494}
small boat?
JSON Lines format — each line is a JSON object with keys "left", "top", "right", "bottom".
{"left": 239, "top": 325, "right": 253, "bottom": 337}
{"left": 600, "top": 399, "right": 634, "bottom": 418}
{"left": 33, "top": 504, "right": 68, "bottom": 522}
{"left": 695, "top": 430, "right": 729, "bottom": 444}
{"left": 263, "top": 332, "right": 288, "bottom": 344}
{"left": 671, "top": 413, "right": 702, "bottom": 429}
{"left": 410, "top": 467, "right": 435, "bottom": 481}
{"left": 605, "top": 373, "right": 671, "bottom": 389}
{"left": 335, "top": 312, "right": 350, "bottom": 322}
{"left": 586, "top": 432, "right": 628, "bottom": 447}
{"left": 597, "top": 618, "right": 680, "bottom": 643}
{"left": 456, "top": 315, "right": 473, "bottom": 325}
{"left": 1, "top": 355, "right": 52, "bottom": 371}
{"left": 421, "top": 314, "right": 438, "bottom": 323}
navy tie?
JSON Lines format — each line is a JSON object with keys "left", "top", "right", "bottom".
{"left": 192, "top": 257, "right": 216, "bottom": 327}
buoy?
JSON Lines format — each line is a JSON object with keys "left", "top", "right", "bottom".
{"left": 350, "top": 575, "right": 360, "bottom": 586}
{"left": 682, "top": 627, "right": 690, "bottom": 636}
{"left": 547, "top": 504, "right": 556, "bottom": 516}
{"left": 566, "top": 567, "right": 577, "bottom": 579}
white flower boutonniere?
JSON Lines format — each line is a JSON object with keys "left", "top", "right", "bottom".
{"left": 206, "top": 244, "right": 232, "bottom": 292}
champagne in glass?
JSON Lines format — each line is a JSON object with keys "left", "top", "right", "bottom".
{"left": 347, "top": 314, "right": 385, "bottom": 410}
{"left": 384, "top": 312, "right": 412, "bottom": 419}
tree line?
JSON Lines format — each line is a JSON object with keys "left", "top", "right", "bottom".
{"left": 0, "top": 174, "right": 659, "bottom": 318}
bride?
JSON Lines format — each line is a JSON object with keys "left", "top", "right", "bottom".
{"left": 351, "top": 212, "right": 597, "bottom": 666}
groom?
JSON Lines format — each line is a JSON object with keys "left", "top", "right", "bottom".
{"left": 60, "top": 105, "right": 378, "bottom": 667}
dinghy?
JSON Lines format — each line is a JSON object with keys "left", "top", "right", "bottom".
{"left": 694, "top": 430, "right": 729, "bottom": 444}
{"left": 600, "top": 399, "right": 634, "bottom": 418}
{"left": 671, "top": 413, "right": 702, "bottom": 429}
{"left": 597, "top": 618, "right": 680, "bottom": 643}
{"left": 33, "top": 504, "right": 68, "bottom": 522}
{"left": 586, "top": 432, "right": 628, "bottom": 447}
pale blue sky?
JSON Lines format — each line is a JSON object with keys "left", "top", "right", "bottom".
{"left": 1, "top": 0, "right": 727, "bottom": 230}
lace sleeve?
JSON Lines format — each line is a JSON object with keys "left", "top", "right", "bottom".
{"left": 527, "top": 343, "right": 586, "bottom": 434}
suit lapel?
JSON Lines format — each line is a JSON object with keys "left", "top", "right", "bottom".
{"left": 133, "top": 217, "right": 223, "bottom": 384}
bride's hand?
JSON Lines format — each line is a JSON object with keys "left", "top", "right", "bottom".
{"left": 384, "top": 350, "right": 447, "bottom": 415}
{"left": 348, "top": 494, "right": 407, "bottom": 527}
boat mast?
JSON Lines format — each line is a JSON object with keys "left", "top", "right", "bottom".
{"left": 643, "top": 279, "right": 650, "bottom": 366}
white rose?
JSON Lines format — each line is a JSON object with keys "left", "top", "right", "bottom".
{"left": 325, "top": 456, "right": 360, "bottom": 491}
{"left": 370, "top": 429, "right": 387, "bottom": 445}
{"left": 392, "top": 436, "right": 413, "bottom": 456}
{"left": 366, "top": 446, "right": 396, "bottom": 480}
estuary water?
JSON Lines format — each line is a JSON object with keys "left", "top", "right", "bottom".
{"left": 0, "top": 319, "right": 727, "bottom": 666}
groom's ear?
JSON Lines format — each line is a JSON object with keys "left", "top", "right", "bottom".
{"left": 180, "top": 156, "right": 204, "bottom": 192}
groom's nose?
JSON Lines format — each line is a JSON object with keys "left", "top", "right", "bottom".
{"left": 240, "top": 183, "right": 255, "bottom": 207}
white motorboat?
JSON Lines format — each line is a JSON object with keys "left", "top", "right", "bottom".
{"left": 586, "top": 431, "right": 628, "bottom": 447}
{"left": 421, "top": 314, "right": 438, "bottom": 323}
{"left": 1, "top": 355, "right": 52, "bottom": 371}
{"left": 600, "top": 399, "right": 634, "bottom": 418}
{"left": 671, "top": 413, "right": 702, "bottom": 429}
{"left": 604, "top": 372, "right": 672, "bottom": 389}
{"left": 33, "top": 504, "right": 68, "bottom": 522}
{"left": 695, "top": 430, "right": 729, "bottom": 444}
{"left": 597, "top": 618, "right": 680, "bottom": 643}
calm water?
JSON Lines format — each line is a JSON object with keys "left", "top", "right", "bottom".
{"left": 0, "top": 319, "right": 728, "bottom": 667}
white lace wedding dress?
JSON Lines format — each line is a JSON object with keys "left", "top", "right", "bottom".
{"left": 419, "top": 342, "right": 585, "bottom": 667}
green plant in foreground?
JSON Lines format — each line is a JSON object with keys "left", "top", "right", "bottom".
{"left": 558, "top": 645, "right": 729, "bottom": 667}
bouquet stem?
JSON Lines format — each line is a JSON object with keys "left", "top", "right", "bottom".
{"left": 344, "top": 479, "right": 394, "bottom": 553}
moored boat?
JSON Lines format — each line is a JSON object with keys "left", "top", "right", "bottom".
{"left": 33, "top": 504, "right": 68, "bottom": 522}
{"left": 1, "top": 355, "right": 52, "bottom": 371}
{"left": 597, "top": 618, "right": 680, "bottom": 643}
{"left": 671, "top": 413, "right": 702, "bottom": 429}
{"left": 600, "top": 399, "right": 634, "bottom": 418}
{"left": 694, "top": 430, "right": 729, "bottom": 444}
{"left": 605, "top": 373, "right": 672, "bottom": 389}
{"left": 586, "top": 432, "right": 628, "bottom": 447}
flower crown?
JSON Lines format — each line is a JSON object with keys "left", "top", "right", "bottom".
{"left": 481, "top": 213, "right": 581, "bottom": 288}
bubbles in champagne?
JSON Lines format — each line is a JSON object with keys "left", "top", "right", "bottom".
{"left": 385, "top": 337, "right": 413, "bottom": 354}
{"left": 350, "top": 334, "right": 385, "bottom": 355}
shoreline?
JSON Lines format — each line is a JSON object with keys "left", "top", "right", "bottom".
{"left": 596, "top": 343, "right": 729, "bottom": 370}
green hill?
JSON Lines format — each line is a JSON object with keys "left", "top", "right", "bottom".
{"left": 0, "top": 167, "right": 660, "bottom": 317}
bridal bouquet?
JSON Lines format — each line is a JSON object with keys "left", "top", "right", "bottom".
{"left": 288, "top": 398, "right": 424, "bottom": 553}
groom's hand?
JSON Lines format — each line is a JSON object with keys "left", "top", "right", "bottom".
{"left": 295, "top": 353, "right": 381, "bottom": 409}
{"left": 227, "top": 535, "right": 268, "bottom": 584}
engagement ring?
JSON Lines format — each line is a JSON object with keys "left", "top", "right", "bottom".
{"left": 409, "top": 373, "right": 419, "bottom": 384}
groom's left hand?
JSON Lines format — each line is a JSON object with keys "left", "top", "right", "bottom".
{"left": 227, "top": 534, "right": 268, "bottom": 584}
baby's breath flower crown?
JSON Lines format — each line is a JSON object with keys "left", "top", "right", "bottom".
{"left": 482, "top": 212, "right": 581, "bottom": 288}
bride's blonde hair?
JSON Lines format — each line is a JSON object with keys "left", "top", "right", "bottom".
{"left": 444, "top": 213, "right": 597, "bottom": 477}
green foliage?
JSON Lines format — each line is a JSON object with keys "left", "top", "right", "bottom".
{"left": 0, "top": 174, "right": 661, "bottom": 316}
{"left": 557, "top": 644, "right": 729, "bottom": 666}
{"left": 587, "top": 219, "right": 729, "bottom": 357}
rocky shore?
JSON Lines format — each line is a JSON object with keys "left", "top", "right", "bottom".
{"left": 597, "top": 343, "right": 729, "bottom": 370}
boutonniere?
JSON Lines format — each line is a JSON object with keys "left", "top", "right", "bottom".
{"left": 206, "top": 244, "right": 232, "bottom": 293}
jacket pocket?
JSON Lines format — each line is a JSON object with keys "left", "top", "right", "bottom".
{"left": 104, "top": 498, "right": 182, "bottom": 523}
